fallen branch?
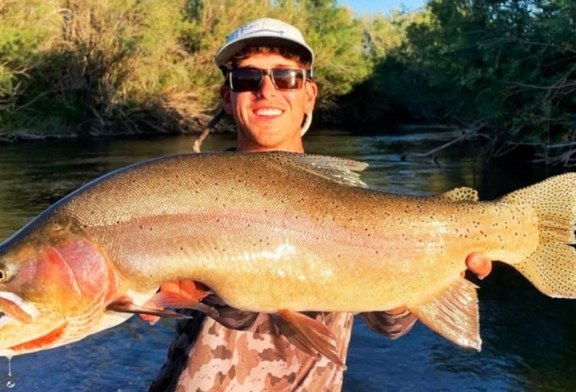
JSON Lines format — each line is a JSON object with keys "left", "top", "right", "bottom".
{"left": 401, "top": 123, "right": 488, "bottom": 165}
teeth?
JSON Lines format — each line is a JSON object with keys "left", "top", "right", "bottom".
{"left": 255, "top": 108, "right": 282, "bottom": 116}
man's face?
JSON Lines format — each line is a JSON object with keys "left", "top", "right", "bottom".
{"left": 221, "top": 53, "right": 318, "bottom": 152}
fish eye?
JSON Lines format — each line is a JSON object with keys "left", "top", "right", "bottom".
{"left": 0, "top": 268, "right": 8, "bottom": 283}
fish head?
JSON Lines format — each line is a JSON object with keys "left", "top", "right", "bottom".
{"left": 0, "top": 214, "right": 123, "bottom": 356}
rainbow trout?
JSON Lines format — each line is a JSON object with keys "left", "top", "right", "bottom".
{"left": 0, "top": 151, "right": 575, "bottom": 364}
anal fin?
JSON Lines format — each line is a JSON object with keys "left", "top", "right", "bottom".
{"left": 409, "top": 278, "right": 481, "bottom": 350}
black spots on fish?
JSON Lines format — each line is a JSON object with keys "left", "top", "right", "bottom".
{"left": 328, "top": 199, "right": 343, "bottom": 212}
{"left": 235, "top": 177, "right": 247, "bottom": 187}
{"left": 454, "top": 227, "right": 461, "bottom": 237}
{"left": 478, "top": 230, "right": 489, "bottom": 239}
{"left": 446, "top": 215, "right": 459, "bottom": 226}
{"left": 211, "top": 195, "right": 228, "bottom": 209}
{"left": 48, "top": 221, "right": 65, "bottom": 232}
{"left": 213, "top": 245, "right": 228, "bottom": 253}
{"left": 364, "top": 227, "right": 373, "bottom": 238}
{"left": 454, "top": 226, "right": 473, "bottom": 239}
{"left": 295, "top": 196, "right": 308, "bottom": 205}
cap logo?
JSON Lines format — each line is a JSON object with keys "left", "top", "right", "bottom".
{"left": 230, "top": 19, "right": 289, "bottom": 42}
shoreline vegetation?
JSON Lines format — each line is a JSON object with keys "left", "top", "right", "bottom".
{"left": 1, "top": 0, "right": 575, "bottom": 165}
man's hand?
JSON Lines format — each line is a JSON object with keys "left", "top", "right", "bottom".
{"left": 465, "top": 252, "right": 493, "bottom": 279}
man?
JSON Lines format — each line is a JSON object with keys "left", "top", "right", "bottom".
{"left": 149, "top": 18, "right": 492, "bottom": 392}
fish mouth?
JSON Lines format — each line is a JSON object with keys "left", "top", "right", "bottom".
{"left": 0, "top": 292, "right": 35, "bottom": 325}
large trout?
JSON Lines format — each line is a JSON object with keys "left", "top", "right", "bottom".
{"left": 0, "top": 152, "right": 575, "bottom": 364}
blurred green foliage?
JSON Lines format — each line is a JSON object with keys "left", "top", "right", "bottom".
{"left": 0, "top": 0, "right": 574, "bottom": 164}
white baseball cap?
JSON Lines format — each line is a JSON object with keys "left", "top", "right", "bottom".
{"left": 215, "top": 18, "right": 314, "bottom": 68}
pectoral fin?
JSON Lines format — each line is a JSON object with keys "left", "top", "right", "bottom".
{"left": 152, "top": 279, "right": 212, "bottom": 308}
{"left": 408, "top": 278, "right": 481, "bottom": 350}
{"left": 133, "top": 279, "right": 216, "bottom": 324}
{"left": 107, "top": 298, "right": 196, "bottom": 321}
{"left": 273, "top": 309, "right": 344, "bottom": 367}
{"left": 361, "top": 307, "right": 418, "bottom": 339}
{"left": 108, "top": 279, "right": 217, "bottom": 325}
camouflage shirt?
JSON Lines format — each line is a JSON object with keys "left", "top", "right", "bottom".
{"left": 149, "top": 311, "right": 354, "bottom": 392}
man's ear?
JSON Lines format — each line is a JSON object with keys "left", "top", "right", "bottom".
{"left": 220, "top": 85, "right": 233, "bottom": 114}
{"left": 304, "top": 80, "right": 318, "bottom": 113}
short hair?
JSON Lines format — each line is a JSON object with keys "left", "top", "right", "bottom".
{"left": 223, "top": 46, "right": 312, "bottom": 71}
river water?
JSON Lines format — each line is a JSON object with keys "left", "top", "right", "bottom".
{"left": 0, "top": 128, "right": 574, "bottom": 391}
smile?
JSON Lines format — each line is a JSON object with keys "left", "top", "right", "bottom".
{"left": 254, "top": 108, "right": 283, "bottom": 117}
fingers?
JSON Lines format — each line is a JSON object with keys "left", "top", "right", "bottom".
{"left": 465, "top": 252, "right": 492, "bottom": 280}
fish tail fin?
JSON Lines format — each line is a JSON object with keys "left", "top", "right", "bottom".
{"left": 499, "top": 172, "right": 576, "bottom": 298}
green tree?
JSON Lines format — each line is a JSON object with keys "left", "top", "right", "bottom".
{"left": 0, "top": 0, "right": 373, "bottom": 136}
{"left": 362, "top": 0, "right": 576, "bottom": 164}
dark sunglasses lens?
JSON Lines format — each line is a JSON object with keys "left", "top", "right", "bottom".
{"left": 231, "top": 69, "right": 262, "bottom": 92}
{"left": 272, "top": 69, "right": 304, "bottom": 89}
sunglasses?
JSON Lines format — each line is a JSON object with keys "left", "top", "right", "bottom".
{"left": 228, "top": 67, "right": 311, "bottom": 92}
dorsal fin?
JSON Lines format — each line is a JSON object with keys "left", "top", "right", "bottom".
{"left": 275, "top": 153, "right": 369, "bottom": 188}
